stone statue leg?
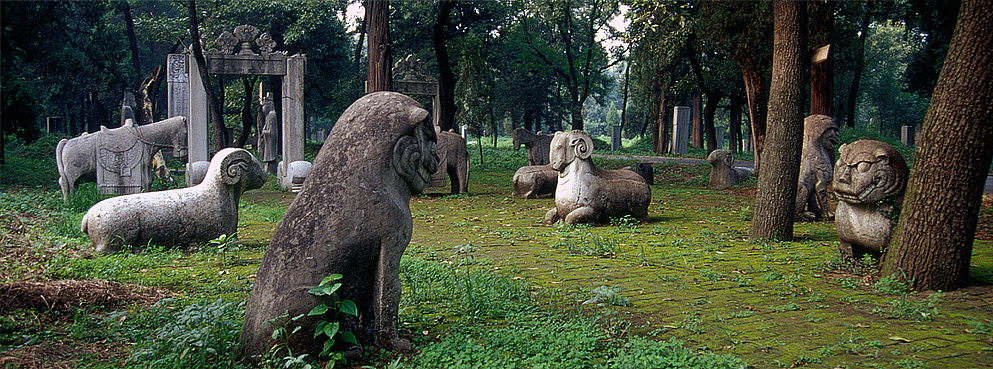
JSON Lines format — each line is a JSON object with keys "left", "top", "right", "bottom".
{"left": 564, "top": 207, "right": 596, "bottom": 225}
{"left": 544, "top": 208, "right": 561, "bottom": 225}
{"left": 374, "top": 236, "right": 411, "bottom": 352}
{"left": 457, "top": 158, "right": 469, "bottom": 194}
{"left": 59, "top": 174, "right": 72, "bottom": 201}
{"left": 838, "top": 240, "right": 855, "bottom": 262}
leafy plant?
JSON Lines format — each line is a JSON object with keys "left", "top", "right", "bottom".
{"left": 206, "top": 233, "right": 241, "bottom": 253}
{"left": 130, "top": 299, "right": 247, "bottom": 369}
{"left": 307, "top": 274, "right": 359, "bottom": 365}
{"left": 585, "top": 285, "right": 632, "bottom": 307}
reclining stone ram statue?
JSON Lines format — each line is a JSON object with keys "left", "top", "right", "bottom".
{"left": 544, "top": 130, "right": 651, "bottom": 225}
{"left": 706, "top": 149, "right": 753, "bottom": 190}
{"left": 512, "top": 164, "right": 557, "bottom": 199}
{"left": 81, "top": 148, "right": 266, "bottom": 254}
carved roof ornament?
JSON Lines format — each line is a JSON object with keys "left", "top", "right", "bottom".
{"left": 206, "top": 25, "right": 285, "bottom": 56}
{"left": 393, "top": 54, "right": 435, "bottom": 82}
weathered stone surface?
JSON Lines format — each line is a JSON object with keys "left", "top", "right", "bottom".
{"left": 429, "top": 129, "right": 469, "bottom": 194}
{"left": 833, "top": 140, "right": 908, "bottom": 260}
{"left": 185, "top": 161, "right": 210, "bottom": 186}
{"left": 706, "top": 149, "right": 753, "bottom": 190}
{"left": 544, "top": 130, "right": 651, "bottom": 225}
{"left": 512, "top": 165, "right": 557, "bottom": 199}
{"left": 56, "top": 116, "right": 187, "bottom": 200}
{"left": 81, "top": 148, "right": 265, "bottom": 254}
{"left": 512, "top": 128, "right": 554, "bottom": 166}
{"left": 795, "top": 114, "right": 840, "bottom": 221}
{"left": 241, "top": 92, "right": 438, "bottom": 362}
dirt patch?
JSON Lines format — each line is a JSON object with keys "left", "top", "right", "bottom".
{"left": 0, "top": 340, "right": 128, "bottom": 369}
{"left": 0, "top": 279, "right": 171, "bottom": 313}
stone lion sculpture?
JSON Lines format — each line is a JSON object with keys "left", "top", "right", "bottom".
{"left": 795, "top": 114, "right": 840, "bottom": 221}
{"left": 544, "top": 130, "right": 651, "bottom": 225}
{"left": 81, "top": 148, "right": 265, "bottom": 254}
{"left": 512, "top": 164, "right": 557, "bottom": 199}
{"left": 833, "top": 140, "right": 909, "bottom": 260}
{"left": 706, "top": 149, "right": 753, "bottom": 190}
{"left": 241, "top": 92, "right": 439, "bottom": 362}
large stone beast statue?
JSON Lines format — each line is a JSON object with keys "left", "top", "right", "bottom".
{"left": 428, "top": 128, "right": 470, "bottom": 194}
{"left": 241, "top": 92, "right": 439, "bottom": 362}
{"left": 81, "top": 148, "right": 265, "bottom": 254}
{"left": 796, "top": 114, "right": 840, "bottom": 221}
{"left": 833, "top": 140, "right": 909, "bottom": 260}
{"left": 706, "top": 149, "right": 753, "bottom": 189}
{"left": 512, "top": 128, "right": 554, "bottom": 166}
{"left": 56, "top": 116, "right": 187, "bottom": 200}
{"left": 544, "top": 130, "right": 651, "bottom": 225}
{"left": 512, "top": 164, "right": 557, "bottom": 199}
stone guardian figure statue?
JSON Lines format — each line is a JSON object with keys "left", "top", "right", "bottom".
{"left": 257, "top": 92, "right": 279, "bottom": 174}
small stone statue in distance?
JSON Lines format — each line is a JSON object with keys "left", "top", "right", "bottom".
{"left": 544, "top": 130, "right": 651, "bottom": 225}
{"left": 706, "top": 149, "right": 753, "bottom": 190}
{"left": 833, "top": 140, "right": 909, "bottom": 260}
{"left": 241, "top": 92, "right": 439, "bottom": 362}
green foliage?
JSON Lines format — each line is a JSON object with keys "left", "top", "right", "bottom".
{"left": 584, "top": 285, "right": 632, "bottom": 307}
{"left": 838, "top": 126, "right": 915, "bottom": 167}
{"left": 1, "top": 134, "right": 60, "bottom": 189}
{"left": 130, "top": 299, "right": 247, "bottom": 369}
{"left": 607, "top": 337, "right": 747, "bottom": 369}
{"left": 307, "top": 273, "right": 359, "bottom": 365}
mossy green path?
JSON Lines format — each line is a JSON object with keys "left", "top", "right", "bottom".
{"left": 400, "top": 166, "right": 993, "bottom": 369}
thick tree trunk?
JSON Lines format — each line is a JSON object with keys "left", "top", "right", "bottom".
{"left": 703, "top": 92, "right": 722, "bottom": 153}
{"left": 237, "top": 77, "right": 256, "bottom": 148}
{"left": 749, "top": 1, "right": 807, "bottom": 241}
{"left": 882, "top": 0, "right": 993, "bottom": 291}
{"left": 433, "top": 0, "right": 456, "bottom": 131}
{"left": 808, "top": 1, "right": 833, "bottom": 116}
{"left": 366, "top": 0, "right": 391, "bottom": 92}
{"left": 729, "top": 93, "right": 744, "bottom": 153}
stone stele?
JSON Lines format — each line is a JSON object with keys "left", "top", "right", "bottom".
{"left": 241, "top": 92, "right": 438, "bottom": 362}
{"left": 833, "top": 140, "right": 909, "bottom": 260}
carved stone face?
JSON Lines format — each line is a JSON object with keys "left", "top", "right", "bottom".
{"left": 833, "top": 140, "right": 908, "bottom": 204}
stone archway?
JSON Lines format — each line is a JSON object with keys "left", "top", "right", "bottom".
{"left": 167, "top": 25, "right": 306, "bottom": 190}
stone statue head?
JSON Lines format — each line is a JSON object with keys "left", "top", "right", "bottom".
{"left": 833, "top": 140, "right": 908, "bottom": 205}
{"left": 707, "top": 149, "right": 735, "bottom": 168}
{"left": 203, "top": 148, "right": 267, "bottom": 192}
{"left": 549, "top": 130, "right": 593, "bottom": 171}
{"left": 805, "top": 114, "right": 840, "bottom": 160}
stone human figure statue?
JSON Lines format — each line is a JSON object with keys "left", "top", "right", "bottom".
{"left": 257, "top": 92, "right": 278, "bottom": 174}
{"left": 241, "top": 92, "right": 438, "bottom": 363}
{"left": 833, "top": 140, "right": 909, "bottom": 261}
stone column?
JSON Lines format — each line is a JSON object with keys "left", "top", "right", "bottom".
{"left": 671, "top": 106, "right": 691, "bottom": 155}
{"left": 167, "top": 54, "right": 189, "bottom": 120}
{"left": 280, "top": 54, "right": 307, "bottom": 189}
{"left": 611, "top": 125, "right": 622, "bottom": 151}
{"left": 901, "top": 125, "right": 915, "bottom": 146}
{"left": 186, "top": 54, "right": 210, "bottom": 185}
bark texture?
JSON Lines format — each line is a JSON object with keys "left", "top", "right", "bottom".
{"left": 882, "top": 0, "right": 993, "bottom": 291}
{"left": 366, "top": 0, "right": 391, "bottom": 92}
{"left": 748, "top": 1, "right": 807, "bottom": 241}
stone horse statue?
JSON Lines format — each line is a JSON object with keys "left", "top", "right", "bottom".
{"left": 56, "top": 116, "right": 188, "bottom": 200}
{"left": 512, "top": 128, "right": 554, "bottom": 166}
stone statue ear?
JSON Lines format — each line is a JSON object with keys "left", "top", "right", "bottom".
{"left": 393, "top": 135, "right": 421, "bottom": 186}
{"left": 571, "top": 135, "right": 592, "bottom": 160}
{"left": 220, "top": 149, "right": 252, "bottom": 185}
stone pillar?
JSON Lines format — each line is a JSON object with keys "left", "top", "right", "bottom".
{"left": 187, "top": 54, "right": 210, "bottom": 186}
{"left": 671, "top": 106, "right": 691, "bottom": 155}
{"left": 280, "top": 54, "right": 307, "bottom": 190}
{"left": 167, "top": 54, "right": 189, "bottom": 120}
{"left": 611, "top": 125, "right": 622, "bottom": 151}
{"left": 901, "top": 125, "right": 915, "bottom": 146}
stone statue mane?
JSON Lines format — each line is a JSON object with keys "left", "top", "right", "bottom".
{"left": 796, "top": 114, "right": 840, "bottom": 221}
{"left": 241, "top": 92, "right": 438, "bottom": 363}
{"left": 833, "top": 139, "right": 909, "bottom": 260}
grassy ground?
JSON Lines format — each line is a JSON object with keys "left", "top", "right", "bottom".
{"left": 1, "top": 135, "right": 990, "bottom": 368}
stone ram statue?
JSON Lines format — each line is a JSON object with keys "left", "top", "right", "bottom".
{"left": 796, "top": 114, "right": 840, "bottom": 221}
{"left": 241, "top": 92, "right": 439, "bottom": 362}
{"left": 544, "top": 130, "right": 651, "bottom": 225}
{"left": 833, "top": 140, "right": 909, "bottom": 260}
{"left": 512, "top": 164, "right": 557, "bottom": 199}
{"left": 512, "top": 128, "right": 554, "bottom": 166}
{"left": 706, "top": 149, "right": 753, "bottom": 189}
{"left": 81, "top": 148, "right": 266, "bottom": 254}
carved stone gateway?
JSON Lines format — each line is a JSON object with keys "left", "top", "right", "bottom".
{"left": 167, "top": 25, "right": 306, "bottom": 190}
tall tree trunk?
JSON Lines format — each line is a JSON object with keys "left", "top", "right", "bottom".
{"left": 691, "top": 92, "right": 702, "bottom": 148}
{"left": 703, "top": 91, "right": 722, "bottom": 153}
{"left": 366, "top": 0, "right": 391, "bottom": 92}
{"left": 843, "top": 2, "right": 873, "bottom": 128}
{"left": 882, "top": 0, "right": 993, "bottom": 291}
{"left": 187, "top": 0, "right": 226, "bottom": 153}
{"left": 739, "top": 58, "right": 767, "bottom": 173}
{"left": 729, "top": 93, "right": 744, "bottom": 153}
{"left": 237, "top": 76, "right": 257, "bottom": 148}
{"left": 749, "top": 0, "right": 807, "bottom": 241}
{"left": 354, "top": 1, "right": 367, "bottom": 81}
{"left": 434, "top": 0, "right": 456, "bottom": 131}
{"left": 620, "top": 60, "right": 630, "bottom": 137}
{"left": 808, "top": 1, "right": 834, "bottom": 116}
